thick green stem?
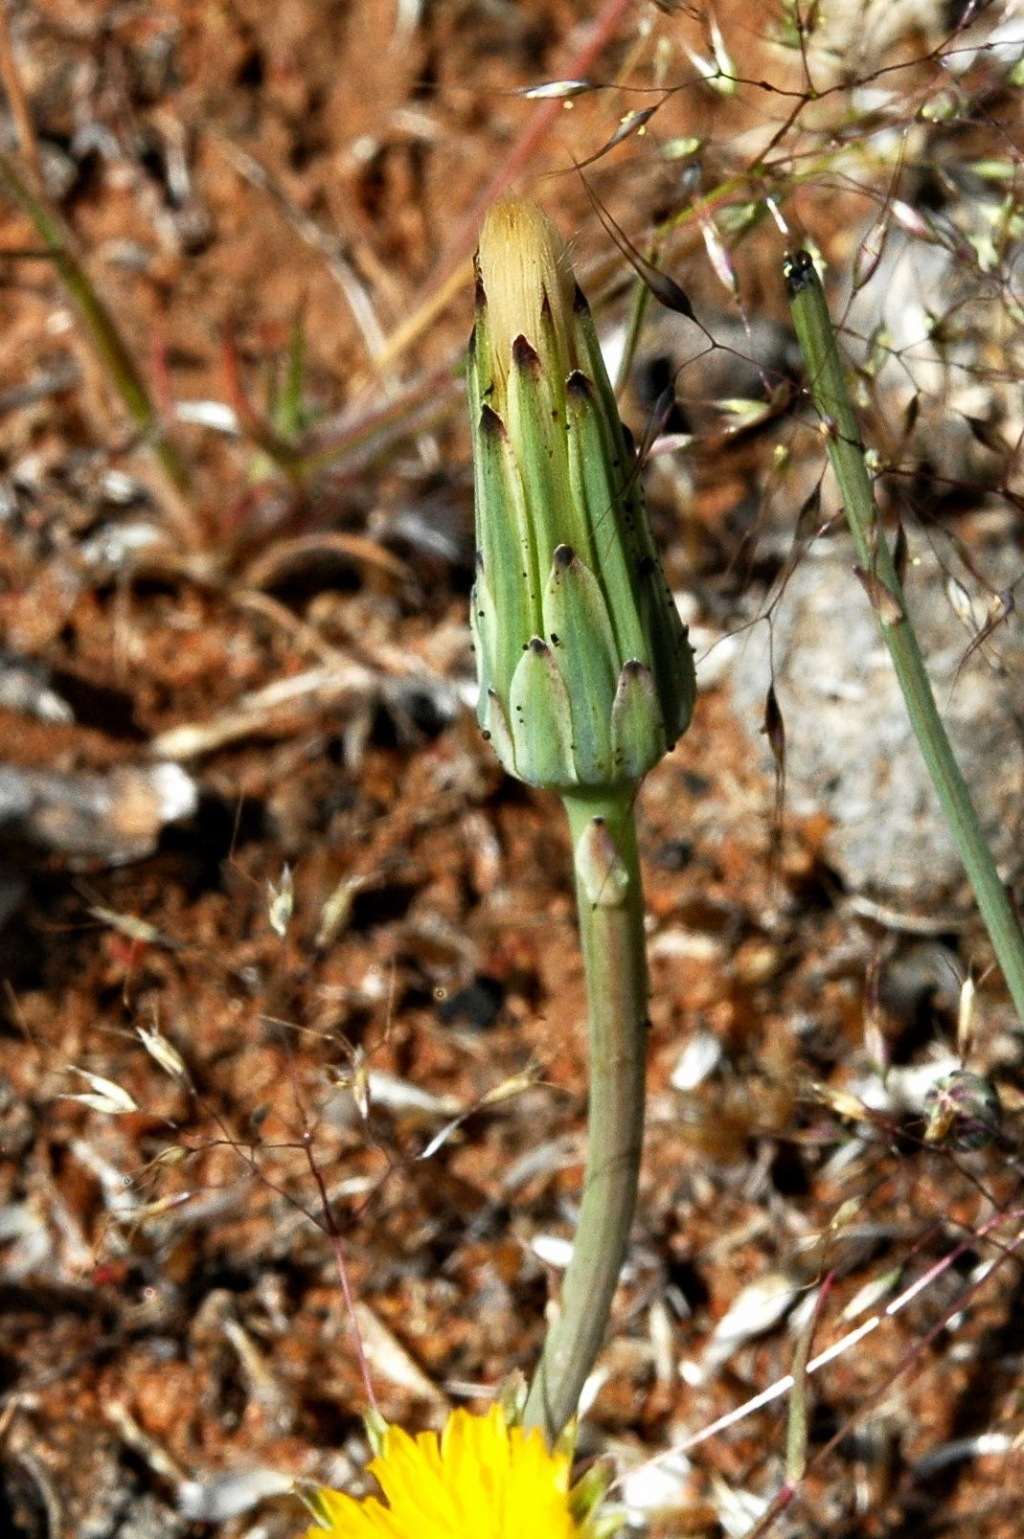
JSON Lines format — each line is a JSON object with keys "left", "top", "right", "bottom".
{"left": 523, "top": 788, "right": 649, "bottom": 1442}
{"left": 785, "top": 252, "right": 1024, "bottom": 1024}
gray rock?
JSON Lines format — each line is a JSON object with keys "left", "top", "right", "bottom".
{"left": 730, "top": 532, "right": 1024, "bottom": 902}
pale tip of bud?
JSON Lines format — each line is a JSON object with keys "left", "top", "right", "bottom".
{"left": 477, "top": 198, "right": 575, "bottom": 394}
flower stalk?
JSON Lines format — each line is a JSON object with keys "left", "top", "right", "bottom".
{"left": 524, "top": 787, "right": 648, "bottom": 1438}
{"left": 784, "top": 250, "right": 1024, "bottom": 1024}
{"left": 470, "top": 199, "right": 695, "bottom": 1441}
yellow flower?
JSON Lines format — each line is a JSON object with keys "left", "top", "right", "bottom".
{"left": 304, "top": 1403, "right": 606, "bottom": 1538}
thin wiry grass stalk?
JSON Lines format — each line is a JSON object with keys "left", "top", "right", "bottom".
{"left": 0, "top": 8, "right": 41, "bottom": 188}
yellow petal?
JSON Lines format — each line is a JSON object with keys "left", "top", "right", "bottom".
{"left": 305, "top": 1404, "right": 584, "bottom": 1539}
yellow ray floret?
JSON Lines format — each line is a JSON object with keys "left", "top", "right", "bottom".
{"left": 305, "top": 1403, "right": 588, "bottom": 1539}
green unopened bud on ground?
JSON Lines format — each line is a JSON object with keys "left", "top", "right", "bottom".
{"left": 469, "top": 198, "right": 695, "bottom": 793}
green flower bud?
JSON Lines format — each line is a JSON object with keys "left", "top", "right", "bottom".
{"left": 469, "top": 198, "right": 695, "bottom": 793}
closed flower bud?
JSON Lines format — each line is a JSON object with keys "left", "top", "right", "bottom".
{"left": 469, "top": 198, "right": 695, "bottom": 793}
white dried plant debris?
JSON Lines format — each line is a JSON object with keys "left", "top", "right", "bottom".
{"left": 683, "top": 12, "right": 737, "bottom": 94}
{"left": 913, "top": 1432, "right": 1014, "bottom": 1476}
{"left": 352, "top": 1302, "right": 450, "bottom": 1409}
{"left": 0, "top": 769, "right": 31, "bottom": 823}
{"left": 701, "top": 1269, "right": 804, "bottom": 1375}
{"left": 61, "top": 1068, "right": 139, "bottom": 1117}
{"left": 0, "top": 1202, "right": 42, "bottom": 1245}
{"left": 576, "top": 1365, "right": 607, "bottom": 1419}
{"left": 267, "top": 863, "right": 294, "bottom": 939}
{"left": 945, "top": 9, "right": 1024, "bottom": 74}
{"left": 690, "top": 624, "right": 740, "bottom": 691}
{"left": 788, "top": 1281, "right": 824, "bottom": 1340}
{"left": 419, "top": 1070, "right": 539, "bottom": 1160}
{"left": 649, "top": 929, "right": 724, "bottom": 963}
{"left": 621, "top": 1446, "right": 694, "bottom": 1521}
{"left": 520, "top": 77, "right": 592, "bottom": 100}
{"left": 151, "top": 662, "right": 378, "bottom": 759}
{"left": 531, "top": 1234, "right": 575, "bottom": 1271}
{"left": 136, "top": 1020, "right": 190, "bottom": 1084}
{"left": 0, "top": 762, "right": 198, "bottom": 865}
{"left": 461, "top": 809, "right": 503, "bottom": 893}
{"left": 710, "top": 1471, "right": 771, "bottom": 1538}
{"left": 0, "top": 654, "right": 73, "bottom": 722}
{"left": 69, "top": 1138, "right": 140, "bottom": 1216}
{"left": 338, "top": 1047, "right": 372, "bottom": 1122}
{"left": 98, "top": 469, "right": 145, "bottom": 505}
{"left": 104, "top": 1400, "right": 187, "bottom": 1483}
{"left": 670, "top": 1027, "right": 723, "bottom": 1091}
{"left": 357, "top": 966, "right": 390, "bottom": 1003}
{"left": 849, "top": 1049, "right": 961, "bottom": 1120}
{"left": 220, "top": 1314, "right": 296, "bottom": 1433}
{"left": 369, "top": 504, "right": 463, "bottom": 563}
{"left": 956, "top": 973, "right": 977, "bottom": 1060}
{"left": 148, "top": 762, "right": 199, "bottom": 823}
{"left": 455, "top": 675, "right": 481, "bottom": 713}
{"left": 177, "top": 1469, "right": 295, "bottom": 1522}
{"left": 174, "top": 399, "right": 241, "bottom": 432}
{"left": 502, "top": 1135, "right": 578, "bottom": 1195}
{"left": 365, "top": 1070, "right": 462, "bottom": 1118}
{"left": 842, "top": 1267, "right": 903, "bottom": 1323}
{"left": 78, "top": 519, "right": 170, "bottom": 576}
{"left": 648, "top": 1296, "right": 677, "bottom": 1389}
{"left": 314, "top": 871, "right": 371, "bottom": 949}
{"left": 0, "top": 1202, "right": 52, "bottom": 1279}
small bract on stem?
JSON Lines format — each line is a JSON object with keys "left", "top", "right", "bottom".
{"left": 469, "top": 197, "right": 695, "bottom": 1441}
